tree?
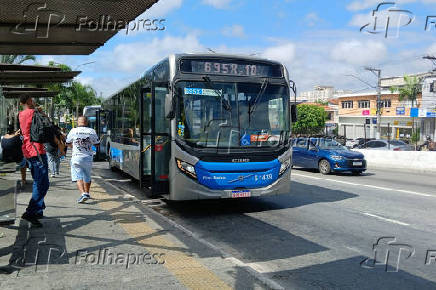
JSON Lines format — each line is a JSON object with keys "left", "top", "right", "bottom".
{"left": 1, "top": 54, "right": 36, "bottom": 64}
{"left": 390, "top": 75, "right": 422, "bottom": 147}
{"left": 45, "top": 61, "right": 103, "bottom": 117}
{"left": 292, "top": 104, "right": 326, "bottom": 135}
{"left": 390, "top": 75, "right": 422, "bottom": 107}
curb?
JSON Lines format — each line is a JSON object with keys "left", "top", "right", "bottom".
{"left": 99, "top": 177, "right": 285, "bottom": 290}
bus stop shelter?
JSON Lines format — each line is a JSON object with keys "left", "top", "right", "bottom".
{"left": 0, "top": 0, "right": 159, "bottom": 55}
{"left": 0, "top": 0, "right": 160, "bottom": 223}
{"left": 0, "top": 64, "right": 80, "bottom": 224}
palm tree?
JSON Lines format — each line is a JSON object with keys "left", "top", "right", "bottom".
{"left": 390, "top": 75, "right": 422, "bottom": 107}
{"left": 390, "top": 75, "right": 422, "bottom": 147}
{"left": 0, "top": 54, "right": 36, "bottom": 64}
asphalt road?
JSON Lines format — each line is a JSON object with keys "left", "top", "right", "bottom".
{"left": 94, "top": 162, "right": 436, "bottom": 289}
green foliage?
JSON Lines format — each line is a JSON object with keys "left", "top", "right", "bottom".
{"left": 411, "top": 128, "right": 420, "bottom": 144}
{"left": 390, "top": 75, "right": 422, "bottom": 107}
{"left": 292, "top": 104, "right": 326, "bottom": 135}
{"left": 45, "top": 61, "right": 102, "bottom": 115}
{"left": 0, "top": 54, "right": 36, "bottom": 64}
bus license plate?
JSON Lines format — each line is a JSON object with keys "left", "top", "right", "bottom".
{"left": 231, "top": 190, "right": 251, "bottom": 198}
{"left": 353, "top": 161, "right": 363, "bottom": 166}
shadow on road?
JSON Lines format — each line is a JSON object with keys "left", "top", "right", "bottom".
{"left": 268, "top": 255, "right": 436, "bottom": 289}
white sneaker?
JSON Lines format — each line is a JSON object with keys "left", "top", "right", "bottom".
{"left": 51, "top": 174, "right": 55, "bottom": 178}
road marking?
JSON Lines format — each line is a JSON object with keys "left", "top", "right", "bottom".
{"left": 362, "top": 212, "right": 410, "bottom": 226}
{"left": 396, "top": 190, "right": 432, "bottom": 197}
{"left": 91, "top": 183, "right": 231, "bottom": 290}
{"left": 292, "top": 173, "right": 322, "bottom": 180}
{"left": 363, "top": 185, "right": 393, "bottom": 191}
{"left": 325, "top": 179, "right": 360, "bottom": 186}
{"left": 293, "top": 173, "right": 432, "bottom": 197}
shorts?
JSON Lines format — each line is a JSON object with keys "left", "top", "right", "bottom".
{"left": 19, "top": 158, "right": 27, "bottom": 169}
{"left": 71, "top": 161, "right": 92, "bottom": 183}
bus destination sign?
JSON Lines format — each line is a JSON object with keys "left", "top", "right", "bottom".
{"left": 180, "top": 59, "right": 283, "bottom": 78}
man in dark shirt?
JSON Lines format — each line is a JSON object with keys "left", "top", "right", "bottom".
{"left": 19, "top": 95, "right": 49, "bottom": 227}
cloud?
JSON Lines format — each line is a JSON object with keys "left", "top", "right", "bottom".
{"left": 305, "top": 13, "right": 321, "bottom": 27}
{"left": 202, "top": 0, "right": 232, "bottom": 9}
{"left": 427, "top": 42, "right": 436, "bottom": 55}
{"left": 331, "top": 40, "right": 387, "bottom": 65}
{"left": 105, "top": 34, "right": 204, "bottom": 73}
{"left": 262, "top": 43, "right": 296, "bottom": 64}
{"left": 84, "top": 34, "right": 204, "bottom": 97}
{"left": 222, "top": 25, "right": 245, "bottom": 38}
{"left": 347, "top": 0, "right": 436, "bottom": 11}
{"left": 142, "top": 0, "right": 183, "bottom": 17}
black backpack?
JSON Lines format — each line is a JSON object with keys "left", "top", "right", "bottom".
{"left": 30, "top": 110, "right": 55, "bottom": 144}
{"left": 1, "top": 134, "right": 23, "bottom": 163}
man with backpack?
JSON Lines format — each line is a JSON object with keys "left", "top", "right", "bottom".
{"left": 18, "top": 95, "right": 50, "bottom": 227}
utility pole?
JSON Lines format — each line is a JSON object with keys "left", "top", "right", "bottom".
{"left": 365, "top": 67, "right": 382, "bottom": 139}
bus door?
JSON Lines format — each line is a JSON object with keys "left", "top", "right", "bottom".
{"left": 140, "top": 83, "right": 171, "bottom": 197}
{"left": 95, "top": 109, "right": 110, "bottom": 160}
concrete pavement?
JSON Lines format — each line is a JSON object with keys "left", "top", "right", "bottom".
{"left": 95, "top": 162, "right": 436, "bottom": 289}
{"left": 0, "top": 159, "right": 267, "bottom": 289}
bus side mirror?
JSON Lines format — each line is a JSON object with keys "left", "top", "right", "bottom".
{"left": 165, "top": 93, "right": 175, "bottom": 119}
{"left": 291, "top": 104, "right": 298, "bottom": 123}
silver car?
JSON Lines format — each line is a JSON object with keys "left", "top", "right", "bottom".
{"left": 359, "top": 139, "right": 413, "bottom": 151}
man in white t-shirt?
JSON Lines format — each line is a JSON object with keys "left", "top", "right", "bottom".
{"left": 66, "top": 116, "right": 100, "bottom": 203}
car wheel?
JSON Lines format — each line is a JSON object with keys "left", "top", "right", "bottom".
{"left": 318, "top": 159, "right": 331, "bottom": 175}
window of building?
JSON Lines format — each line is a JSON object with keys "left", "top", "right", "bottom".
{"left": 358, "top": 100, "right": 370, "bottom": 109}
{"left": 380, "top": 99, "right": 391, "bottom": 108}
{"left": 342, "top": 101, "right": 353, "bottom": 109}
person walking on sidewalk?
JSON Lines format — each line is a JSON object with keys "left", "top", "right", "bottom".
{"left": 18, "top": 96, "right": 50, "bottom": 227}
{"left": 66, "top": 116, "right": 100, "bottom": 203}
{"left": 45, "top": 125, "right": 65, "bottom": 178}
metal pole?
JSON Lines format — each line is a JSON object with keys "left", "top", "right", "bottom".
{"left": 365, "top": 67, "right": 382, "bottom": 139}
{"left": 388, "top": 123, "right": 390, "bottom": 150}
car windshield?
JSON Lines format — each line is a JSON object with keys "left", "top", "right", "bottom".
{"left": 176, "top": 81, "right": 290, "bottom": 149}
{"left": 311, "top": 138, "right": 348, "bottom": 150}
{"left": 388, "top": 140, "right": 406, "bottom": 146}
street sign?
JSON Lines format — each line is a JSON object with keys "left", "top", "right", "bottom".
{"left": 372, "top": 118, "right": 377, "bottom": 124}
{"left": 365, "top": 118, "right": 371, "bottom": 125}
{"left": 410, "top": 108, "right": 419, "bottom": 117}
{"left": 396, "top": 107, "right": 405, "bottom": 115}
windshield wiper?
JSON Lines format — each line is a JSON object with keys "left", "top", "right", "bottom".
{"left": 202, "top": 76, "right": 232, "bottom": 111}
{"left": 249, "top": 78, "right": 269, "bottom": 122}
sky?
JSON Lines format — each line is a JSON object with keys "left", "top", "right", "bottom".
{"left": 38, "top": 0, "right": 436, "bottom": 98}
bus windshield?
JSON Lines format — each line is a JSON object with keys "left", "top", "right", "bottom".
{"left": 176, "top": 81, "right": 290, "bottom": 149}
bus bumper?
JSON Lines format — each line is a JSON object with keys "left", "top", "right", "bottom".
{"left": 168, "top": 169, "right": 291, "bottom": 201}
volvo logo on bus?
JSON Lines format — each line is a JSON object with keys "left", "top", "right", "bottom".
{"left": 232, "top": 158, "right": 250, "bottom": 163}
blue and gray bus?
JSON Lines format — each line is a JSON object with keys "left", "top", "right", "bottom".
{"left": 104, "top": 54, "right": 297, "bottom": 200}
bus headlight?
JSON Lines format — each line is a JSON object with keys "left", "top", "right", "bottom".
{"left": 176, "top": 158, "right": 197, "bottom": 180}
{"left": 279, "top": 158, "right": 291, "bottom": 176}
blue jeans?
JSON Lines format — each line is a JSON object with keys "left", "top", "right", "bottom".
{"left": 47, "top": 150, "right": 60, "bottom": 175}
{"left": 26, "top": 154, "right": 50, "bottom": 216}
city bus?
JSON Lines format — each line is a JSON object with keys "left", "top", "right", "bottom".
{"left": 83, "top": 105, "right": 109, "bottom": 160}
{"left": 104, "top": 54, "right": 297, "bottom": 200}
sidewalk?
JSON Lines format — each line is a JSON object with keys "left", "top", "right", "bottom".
{"left": 0, "top": 158, "right": 268, "bottom": 289}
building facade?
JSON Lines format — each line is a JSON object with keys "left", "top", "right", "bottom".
{"left": 337, "top": 91, "right": 422, "bottom": 140}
